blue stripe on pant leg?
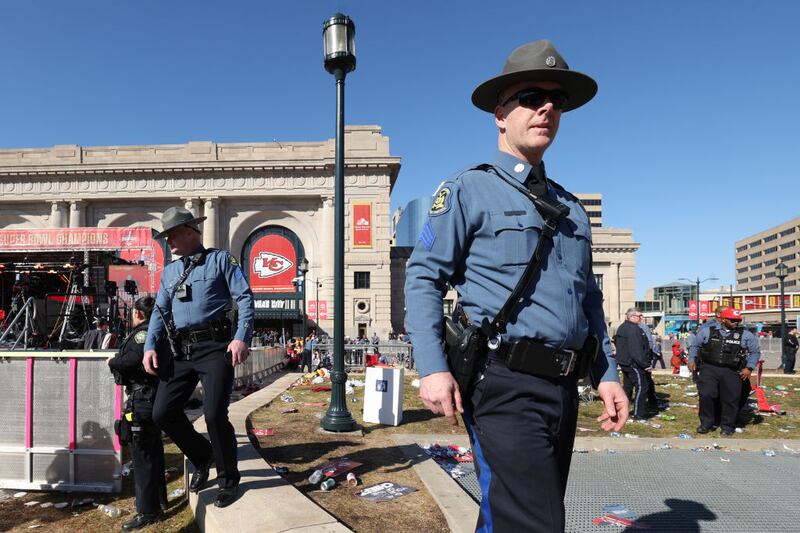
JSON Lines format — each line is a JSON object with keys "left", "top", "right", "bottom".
{"left": 633, "top": 367, "right": 643, "bottom": 418}
{"left": 463, "top": 412, "right": 493, "bottom": 533}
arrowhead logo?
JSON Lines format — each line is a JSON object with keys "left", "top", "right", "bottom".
{"left": 253, "top": 252, "right": 293, "bottom": 279}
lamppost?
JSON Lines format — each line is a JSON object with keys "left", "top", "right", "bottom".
{"left": 679, "top": 276, "right": 718, "bottom": 327}
{"left": 776, "top": 262, "right": 789, "bottom": 368}
{"left": 298, "top": 257, "right": 309, "bottom": 342}
{"left": 321, "top": 13, "right": 357, "bottom": 432}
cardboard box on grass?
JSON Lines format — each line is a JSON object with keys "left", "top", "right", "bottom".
{"left": 363, "top": 366, "right": 404, "bottom": 426}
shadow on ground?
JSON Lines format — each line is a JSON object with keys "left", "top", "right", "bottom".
{"left": 623, "top": 499, "right": 717, "bottom": 532}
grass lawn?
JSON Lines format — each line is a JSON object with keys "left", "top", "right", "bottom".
{"left": 0, "top": 440, "right": 198, "bottom": 533}
{"left": 577, "top": 375, "right": 800, "bottom": 439}
{"left": 248, "top": 372, "right": 467, "bottom": 533}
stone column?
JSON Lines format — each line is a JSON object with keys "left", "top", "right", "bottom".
{"left": 69, "top": 201, "right": 85, "bottom": 228}
{"left": 50, "top": 201, "right": 68, "bottom": 228}
{"left": 202, "top": 198, "right": 218, "bottom": 249}
{"left": 183, "top": 197, "right": 200, "bottom": 217}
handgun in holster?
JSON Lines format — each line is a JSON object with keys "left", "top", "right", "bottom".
{"left": 442, "top": 309, "right": 487, "bottom": 396}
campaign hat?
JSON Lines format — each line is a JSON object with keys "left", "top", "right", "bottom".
{"left": 472, "top": 39, "right": 598, "bottom": 113}
{"left": 154, "top": 207, "right": 206, "bottom": 239}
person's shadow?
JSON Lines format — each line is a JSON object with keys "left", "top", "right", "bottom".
{"left": 623, "top": 499, "right": 716, "bottom": 532}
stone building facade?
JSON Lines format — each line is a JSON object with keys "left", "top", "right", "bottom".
{"left": 0, "top": 125, "right": 401, "bottom": 339}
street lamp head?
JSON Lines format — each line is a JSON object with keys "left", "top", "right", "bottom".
{"left": 298, "top": 257, "right": 309, "bottom": 275}
{"left": 323, "top": 13, "right": 356, "bottom": 74}
{"left": 776, "top": 262, "right": 789, "bottom": 280}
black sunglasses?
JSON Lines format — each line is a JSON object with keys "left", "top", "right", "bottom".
{"left": 501, "top": 88, "right": 569, "bottom": 111}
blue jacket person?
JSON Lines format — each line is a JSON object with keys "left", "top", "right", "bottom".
{"left": 143, "top": 206, "right": 254, "bottom": 508}
{"left": 405, "top": 40, "right": 628, "bottom": 532}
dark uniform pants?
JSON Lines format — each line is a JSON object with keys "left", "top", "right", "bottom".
{"left": 130, "top": 394, "right": 167, "bottom": 515}
{"left": 620, "top": 365, "right": 650, "bottom": 419}
{"left": 300, "top": 349, "right": 312, "bottom": 373}
{"left": 697, "top": 363, "right": 740, "bottom": 432}
{"left": 153, "top": 340, "right": 240, "bottom": 489}
{"left": 786, "top": 350, "right": 797, "bottom": 373}
{"left": 463, "top": 357, "right": 578, "bottom": 533}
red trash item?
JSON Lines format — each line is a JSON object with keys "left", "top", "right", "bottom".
{"left": 365, "top": 354, "right": 379, "bottom": 367}
{"left": 311, "top": 386, "right": 332, "bottom": 392}
{"left": 250, "top": 428, "right": 275, "bottom": 436}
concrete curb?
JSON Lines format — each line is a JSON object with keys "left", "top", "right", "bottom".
{"left": 187, "top": 371, "right": 352, "bottom": 533}
{"left": 390, "top": 433, "right": 477, "bottom": 533}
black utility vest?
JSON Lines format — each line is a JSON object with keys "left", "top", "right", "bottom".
{"left": 699, "top": 326, "right": 745, "bottom": 368}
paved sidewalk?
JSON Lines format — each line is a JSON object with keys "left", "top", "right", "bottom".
{"left": 187, "top": 371, "right": 351, "bottom": 533}
{"left": 396, "top": 433, "right": 800, "bottom": 533}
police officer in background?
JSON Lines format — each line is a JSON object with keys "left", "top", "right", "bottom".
{"left": 107, "top": 296, "right": 167, "bottom": 531}
{"left": 689, "top": 308, "right": 760, "bottom": 435}
{"left": 405, "top": 40, "right": 628, "bottom": 532}
{"left": 614, "top": 308, "right": 653, "bottom": 420}
{"left": 143, "top": 207, "right": 254, "bottom": 508}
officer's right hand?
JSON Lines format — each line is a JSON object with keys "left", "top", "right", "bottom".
{"left": 143, "top": 350, "right": 158, "bottom": 376}
{"left": 419, "top": 371, "right": 463, "bottom": 426}
{"left": 688, "top": 361, "right": 697, "bottom": 372}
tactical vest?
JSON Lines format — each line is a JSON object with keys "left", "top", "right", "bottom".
{"left": 699, "top": 327, "right": 745, "bottom": 369}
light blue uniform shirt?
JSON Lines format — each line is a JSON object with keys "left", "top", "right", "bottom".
{"left": 145, "top": 246, "right": 255, "bottom": 351}
{"left": 688, "top": 325, "right": 761, "bottom": 369}
{"left": 404, "top": 151, "right": 617, "bottom": 386}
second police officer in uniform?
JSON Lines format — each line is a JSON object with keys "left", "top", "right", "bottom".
{"left": 143, "top": 207, "right": 254, "bottom": 508}
{"left": 107, "top": 296, "right": 168, "bottom": 531}
{"left": 689, "top": 308, "right": 761, "bottom": 435}
{"left": 405, "top": 40, "right": 628, "bottom": 532}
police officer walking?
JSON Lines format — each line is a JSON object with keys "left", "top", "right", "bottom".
{"left": 614, "top": 308, "right": 653, "bottom": 420}
{"left": 405, "top": 40, "right": 628, "bottom": 532}
{"left": 689, "top": 308, "right": 761, "bottom": 435}
{"left": 107, "top": 296, "right": 167, "bottom": 531}
{"left": 143, "top": 207, "right": 254, "bottom": 508}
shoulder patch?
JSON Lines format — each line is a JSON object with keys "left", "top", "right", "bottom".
{"left": 429, "top": 187, "right": 451, "bottom": 216}
{"left": 134, "top": 330, "right": 147, "bottom": 344}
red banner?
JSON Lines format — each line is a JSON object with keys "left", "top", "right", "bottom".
{"left": 307, "top": 300, "right": 328, "bottom": 320}
{"left": 352, "top": 203, "right": 372, "bottom": 248}
{"left": 689, "top": 300, "right": 710, "bottom": 321}
{"left": 0, "top": 227, "right": 154, "bottom": 251}
{"left": 248, "top": 234, "right": 298, "bottom": 293}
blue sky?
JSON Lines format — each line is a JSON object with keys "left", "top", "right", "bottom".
{"left": 1, "top": 1, "right": 798, "bottom": 297}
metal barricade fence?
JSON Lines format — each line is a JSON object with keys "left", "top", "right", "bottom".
{"left": 314, "top": 342, "right": 414, "bottom": 372}
{"left": 234, "top": 346, "right": 285, "bottom": 386}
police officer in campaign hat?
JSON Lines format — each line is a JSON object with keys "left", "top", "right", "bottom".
{"left": 689, "top": 308, "right": 761, "bottom": 435}
{"left": 405, "top": 39, "right": 628, "bottom": 532}
{"left": 107, "top": 296, "right": 168, "bottom": 531}
{"left": 143, "top": 206, "right": 254, "bottom": 508}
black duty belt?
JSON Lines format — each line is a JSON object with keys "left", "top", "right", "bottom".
{"left": 492, "top": 336, "right": 597, "bottom": 379}
{"left": 178, "top": 321, "right": 231, "bottom": 345}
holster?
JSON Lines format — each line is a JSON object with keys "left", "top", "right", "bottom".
{"left": 443, "top": 316, "right": 487, "bottom": 396}
{"left": 115, "top": 416, "right": 133, "bottom": 445}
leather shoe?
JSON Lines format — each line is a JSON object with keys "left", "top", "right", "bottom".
{"left": 720, "top": 428, "right": 735, "bottom": 436}
{"left": 189, "top": 459, "right": 214, "bottom": 493}
{"left": 696, "top": 425, "right": 714, "bottom": 434}
{"left": 122, "top": 513, "right": 160, "bottom": 531}
{"left": 214, "top": 486, "right": 239, "bottom": 508}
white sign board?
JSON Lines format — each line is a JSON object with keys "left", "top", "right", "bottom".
{"left": 363, "top": 366, "right": 404, "bottom": 426}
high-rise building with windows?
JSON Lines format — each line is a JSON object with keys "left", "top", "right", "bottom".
{"left": 735, "top": 216, "right": 800, "bottom": 292}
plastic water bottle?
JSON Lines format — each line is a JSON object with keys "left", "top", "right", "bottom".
{"left": 308, "top": 469, "right": 323, "bottom": 484}
{"left": 98, "top": 504, "right": 121, "bottom": 518}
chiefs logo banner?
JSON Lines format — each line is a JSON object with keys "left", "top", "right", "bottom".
{"left": 248, "top": 234, "right": 298, "bottom": 293}
{"left": 353, "top": 202, "right": 372, "bottom": 248}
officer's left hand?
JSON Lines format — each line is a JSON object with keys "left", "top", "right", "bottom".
{"left": 106, "top": 355, "right": 114, "bottom": 366}
{"left": 739, "top": 368, "right": 752, "bottom": 381}
{"left": 596, "top": 381, "right": 629, "bottom": 432}
{"left": 227, "top": 339, "right": 249, "bottom": 367}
